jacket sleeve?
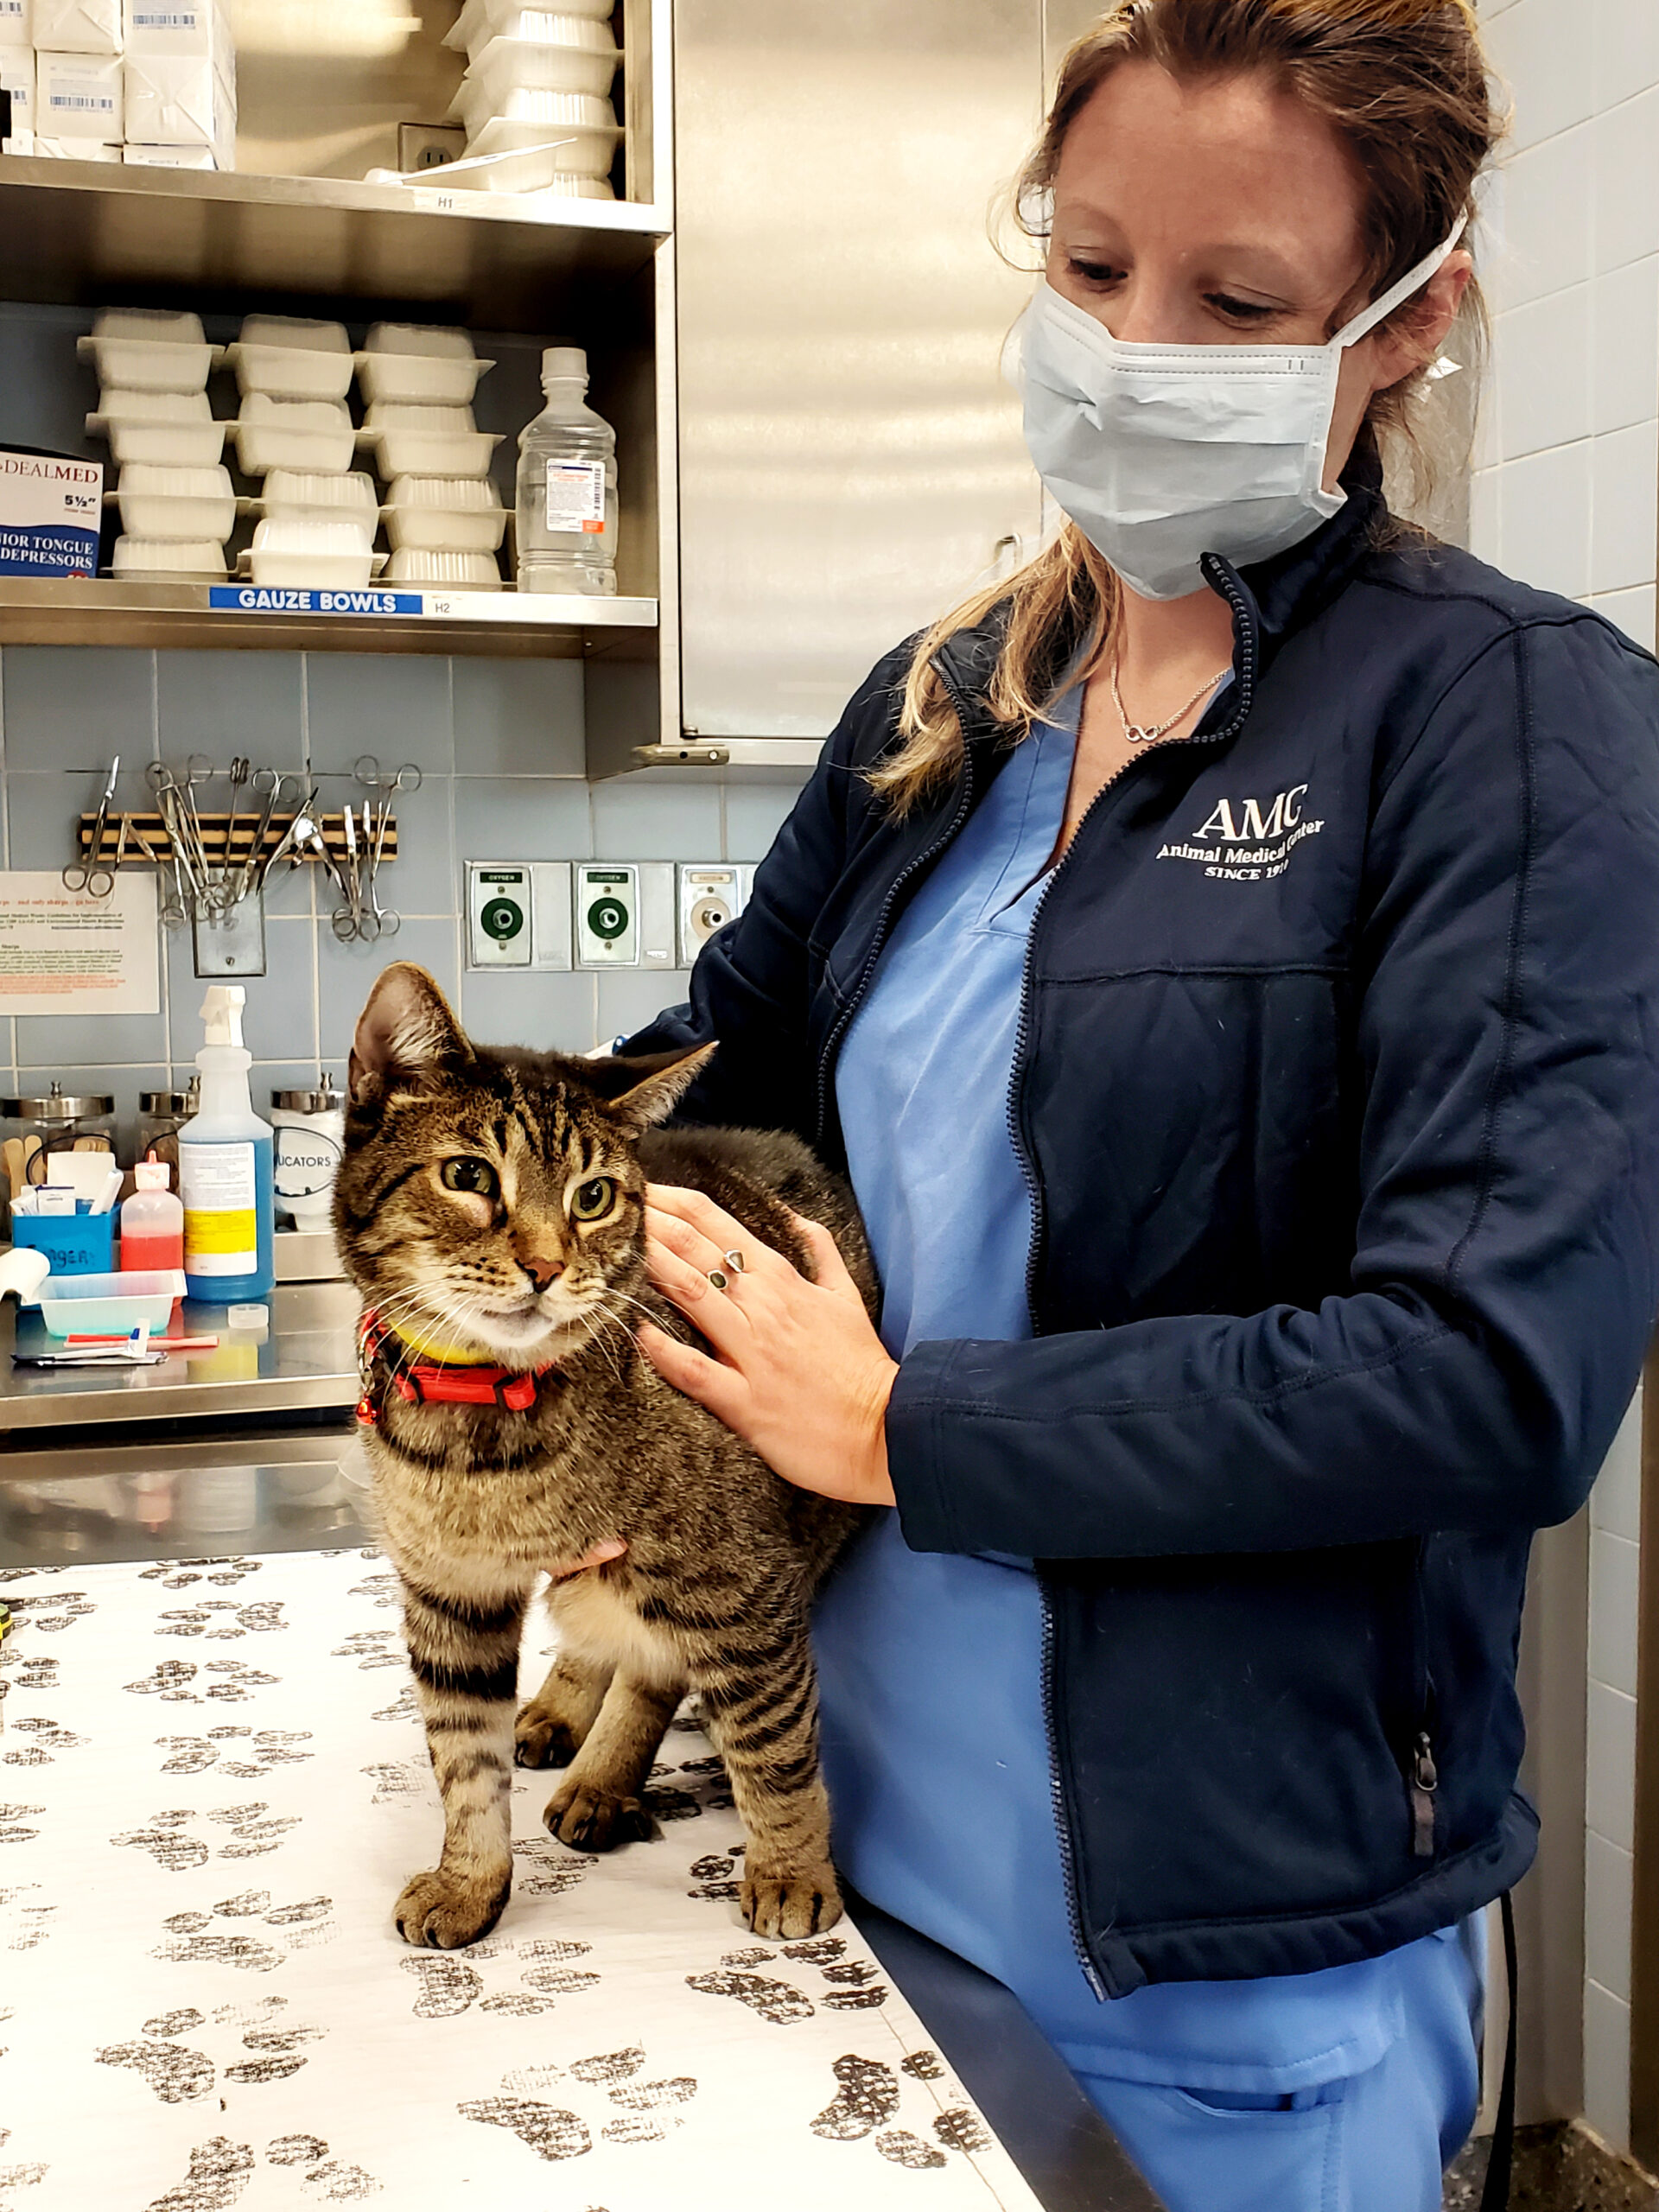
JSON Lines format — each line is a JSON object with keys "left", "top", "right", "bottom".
{"left": 887, "top": 613, "right": 1659, "bottom": 1559}
{"left": 612, "top": 646, "right": 909, "bottom": 1133}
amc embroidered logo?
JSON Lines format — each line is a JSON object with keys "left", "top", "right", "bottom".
{"left": 1157, "top": 784, "right": 1325, "bottom": 881}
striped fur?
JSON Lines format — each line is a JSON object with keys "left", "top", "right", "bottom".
{"left": 335, "top": 964, "right": 876, "bottom": 1951}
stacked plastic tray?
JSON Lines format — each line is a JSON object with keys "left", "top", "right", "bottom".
{"left": 79, "top": 308, "right": 231, "bottom": 581}
{"left": 227, "top": 316, "right": 387, "bottom": 589}
{"left": 441, "top": 0, "right": 622, "bottom": 198}
{"left": 358, "top": 326, "right": 505, "bottom": 590}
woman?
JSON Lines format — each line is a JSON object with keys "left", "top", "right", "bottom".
{"left": 620, "top": 4, "right": 1659, "bottom": 2207}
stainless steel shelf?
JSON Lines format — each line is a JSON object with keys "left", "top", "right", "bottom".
{"left": 0, "top": 153, "right": 671, "bottom": 321}
{"left": 0, "top": 577, "right": 660, "bottom": 658}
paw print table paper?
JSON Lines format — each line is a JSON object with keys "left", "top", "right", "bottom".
{"left": 0, "top": 1548, "right": 1043, "bottom": 2212}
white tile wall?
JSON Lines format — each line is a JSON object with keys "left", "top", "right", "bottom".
{"left": 1475, "top": 3, "right": 1659, "bottom": 2149}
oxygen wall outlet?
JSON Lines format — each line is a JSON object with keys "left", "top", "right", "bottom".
{"left": 574, "top": 863, "right": 639, "bottom": 967}
{"left": 677, "top": 864, "right": 739, "bottom": 967}
{"left": 467, "top": 864, "right": 531, "bottom": 967}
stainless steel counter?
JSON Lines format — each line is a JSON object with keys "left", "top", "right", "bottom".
{"left": 0, "top": 1279, "right": 359, "bottom": 1433}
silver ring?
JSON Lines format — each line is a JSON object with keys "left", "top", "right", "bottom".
{"left": 722, "top": 1249, "right": 747, "bottom": 1273}
{"left": 706, "top": 1268, "right": 729, "bottom": 1291}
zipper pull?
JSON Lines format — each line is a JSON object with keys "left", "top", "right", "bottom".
{"left": 1410, "top": 1731, "right": 1438, "bottom": 1859}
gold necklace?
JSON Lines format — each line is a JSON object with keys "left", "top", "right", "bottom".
{"left": 1109, "top": 654, "right": 1232, "bottom": 745}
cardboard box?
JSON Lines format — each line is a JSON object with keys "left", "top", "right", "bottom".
{"left": 0, "top": 46, "right": 35, "bottom": 133}
{"left": 123, "top": 0, "right": 227, "bottom": 54}
{"left": 33, "top": 131, "right": 120, "bottom": 155}
{"left": 37, "top": 48, "right": 124, "bottom": 137}
{"left": 0, "top": 447, "right": 104, "bottom": 578}
{"left": 33, "top": 0, "right": 119, "bottom": 53}
{"left": 123, "top": 48, "right": 233, "bottom": 149}
{"left": 123, "top": 138, "right": 213, "bottom": 165}
{"left": 0, "top": 2, "right": 31, "bottom": 48}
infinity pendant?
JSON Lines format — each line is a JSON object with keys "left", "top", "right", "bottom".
{"left": 1126, "top": 726, "right": 1156, "bottom": 744}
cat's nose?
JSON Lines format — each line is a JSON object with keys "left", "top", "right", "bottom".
{"left": 518, "top": 1254, "right": 565, "bottom": 1292}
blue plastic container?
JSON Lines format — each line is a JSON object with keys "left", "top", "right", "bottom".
{"left": 10, "top": 1205, "right": 116, "bottom": 1275}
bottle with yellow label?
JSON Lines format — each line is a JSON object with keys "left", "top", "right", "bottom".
{"left": 178, "top": 986, "right": 275, "bottom": 1304}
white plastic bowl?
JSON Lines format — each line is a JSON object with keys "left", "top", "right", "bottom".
{"left": 465, "top": 112, "right": 621, "bottom": 175}
{"left": 260, "top": 468, "right": 380, "bottom": 522}
{"left": 77, "top": 333, "right": 221, "bottom": 392}
{"left": 240, "top": 315, "right": 351, "bottom": 353}
{"left": 453, "top": 74, "right": 617, "bottom": 138}
{"left": 112, "top": 537, "right": 229, "bottom": 580}
{"left": 359, "top": 402, "right": 500, "bottom": 480}
{"left": 449, "top": 162, "right": 613, "bottom": 197}
{"left": 35, "top": 1268, "right": 186, "bottom": 1338}
{"left": 385, "top": 547, "right": 501, "bottom": 589}
{"left": 231, "top": 395, "right": 356, "bottom": 476}
{"left": 111, "top": 462, "right": 236, "bottom": 541}
{"left": 239, "top": 516, "right": 388, "bottom": 589}
{"left": 381, "top": 477, "right": 506, "bottom": 553}
{"left": 459, "top": 29, "right": 619, "bottom": 102}
{"left": 92, "top": 307, "right": 207, "bottom": 345}
{"left": 225, "top": 346, "right": 354, "bottom": 403}
{"left": 87, "top": 398, "right": 227, "bottom": 467}
{"left": 445, "top": 0, "right": 614, "bottom": 51}
{"left": 363, "top": 321, "right": 479, "bottom": 359}
{"left": 356, "top": 351, "right": 495, "bottom": 406}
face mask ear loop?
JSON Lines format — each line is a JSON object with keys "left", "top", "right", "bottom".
{"left": 1332, "top": 215, "right": 1471, "bottom": 353}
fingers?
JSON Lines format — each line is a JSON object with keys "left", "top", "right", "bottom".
{"left": 790, "top": 1213, "right": 862, "bottom": 1302}
{"left": 644, "top": 1231, "right": 754, "bottom": 1355}
{"left": 636, "top": 1319, "right": 748, "bottom": 1427}
{"left": 550, "top": 1538, "right": 627, "bottom": 1581}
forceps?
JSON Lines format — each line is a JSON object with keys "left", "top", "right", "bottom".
{"left": 63, "top": 757, "right": 119, "bottom": 896}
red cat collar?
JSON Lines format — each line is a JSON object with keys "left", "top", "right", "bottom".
{"left": 356, "top": 1310, "right": 558, "bottom": 1426}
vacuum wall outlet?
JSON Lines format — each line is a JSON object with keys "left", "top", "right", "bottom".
{"left": 637, "top": 861, "right": 677, "bottom": 969}
{"left": 574, "top": 863, "right": 639, "bottom": 967}
{"left": 530, "top": 862, "right": 573, "bottom": 969}
{"left": 677, "top": 863, "right": 739, "bottom": 967}
{"left": 467, "top": 863, "right": 532, "bottom": 967}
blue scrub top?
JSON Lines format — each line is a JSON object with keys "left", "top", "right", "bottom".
{"left": 817, "top": 683, "right": 1459, "bottom": 2093}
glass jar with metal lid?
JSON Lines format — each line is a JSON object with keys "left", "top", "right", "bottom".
{"left": 271, "top": 1074, "right": 346, "bottom": 1230}
{"left": 1, "top": 1084, "right": 117, "bottom": 1230}
{"left": 137, "top": 1080, "right": 199, "bottom": 1190}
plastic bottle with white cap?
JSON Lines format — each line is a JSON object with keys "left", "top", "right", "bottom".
{"left": 177, "top": 986, "right": 276, "bottom": 1303}
{"left": 119, "top": 1158, "right": 184, "bottom": 1272}
{"left": 513, "top": 345, "right": 619, "bottom": 596}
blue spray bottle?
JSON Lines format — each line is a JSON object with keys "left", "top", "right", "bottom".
{"left": 178, "top": 985, "right": 276, "bottom": 1303}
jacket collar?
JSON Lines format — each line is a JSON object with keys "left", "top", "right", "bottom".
{"left": 931, "top": 442, "right": 1390, "bottom": 747}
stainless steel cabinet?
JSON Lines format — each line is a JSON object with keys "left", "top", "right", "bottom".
{"left": 674, "top": 0, "right": 1044, "bottom": 741}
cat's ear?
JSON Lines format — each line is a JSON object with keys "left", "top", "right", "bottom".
{"left": 349, "top": 963, "right": 473, "bottom": 1103}
{"left": 585, "top": 1042, "right": 717, "bottom": 1135}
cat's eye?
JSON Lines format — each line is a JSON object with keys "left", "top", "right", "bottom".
{"left": 440, "top": 1157, "right": 499, "bottom": 1198}
{"left": 570, "top": 1177, "right": 616, "bottom": 1221}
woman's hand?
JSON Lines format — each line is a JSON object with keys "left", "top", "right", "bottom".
{"left": 551, "top": 1540, "right": 626, "bottom": 1577}
{"left": 636, "top": 1184, "right": 899, "bottom": 1508}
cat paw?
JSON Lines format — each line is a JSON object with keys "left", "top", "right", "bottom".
{"left": 542, "top": 1781, "right": 656, "bottom": 1853}
{"left": 513, "top": 1703, "right": 582, "bottom": 1769}
{"left": 393, "top": 1868, "right": 511, "bottom": 1949}
{"left": 742, "top": 1865, "right": 842, "bottom": 1940}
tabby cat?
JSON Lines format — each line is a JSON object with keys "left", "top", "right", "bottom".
{"left": 334, "top": 962, "right": 876, "bottom": 1953}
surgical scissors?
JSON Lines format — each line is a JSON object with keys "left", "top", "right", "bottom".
{"left": 63, "top": 757, "right": 119, "bottom": 896}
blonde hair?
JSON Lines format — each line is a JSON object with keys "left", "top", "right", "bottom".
{"left": 870, "top": 0, "right": 1503, "bottom": 819}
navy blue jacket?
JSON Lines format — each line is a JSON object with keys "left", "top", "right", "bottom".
{"left": 621, "top": 462, "right": 1659, "bottom": 1994}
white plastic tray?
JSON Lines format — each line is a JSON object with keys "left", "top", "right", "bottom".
{"left": 384, "top": 547, "right": 502, "bottom": 588}
{"left": 232, "top": 396, "right": 356, "bottom": 476}
{"left": 381, "top": 501, "right": 507, "bottom": 553}
{"left": 355, "top": 351, "right": 495, "bottom": 406}
{"left": 112, "top": 537, "right": 229, "bottom": 580}
{"left": 445, "top": 0, "right": 614, "bottom": 50}
{"left": 259, "top": 467, "right": 381, "bottom": 519}
{"left": 459, "top": 29, "right": 620, "bottom": 102}
{"left": 465, "top": 112, "right": 620, "bottom": 174}
{"left": 87, "top": 411, "right": 227, "bottom": 467}
{"left": 35, "top": 1268, "right": 187, "bottom": 1336}
{"left": 225, "top": 343, "right": 355, "bottom": 403}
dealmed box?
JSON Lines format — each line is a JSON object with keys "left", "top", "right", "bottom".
{"left": 0, "top": 448, "right": 104, "bottom": 578}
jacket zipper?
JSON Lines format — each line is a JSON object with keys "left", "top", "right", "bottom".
{"left": 1018, "top": 558, "right": 1260, "bottom": 1999}
{"left": 1407, "top": 1536, "right": 1438, "bottom": 1859}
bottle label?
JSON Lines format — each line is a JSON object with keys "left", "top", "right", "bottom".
{"left": 545, "top": 459, "right": 606, "bottom": 535}
{"left": 181, "top": 1141, "right": 258, "bottom": 1274}
{"left": 273, "top": 1124, "right": 342, "bottom": 1201}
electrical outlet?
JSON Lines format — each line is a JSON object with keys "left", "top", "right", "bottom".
{"left": 574, "top": 863, "right": 639, "bottom": 967}
{"left": 467, "top": 863, "right": 531, "bottom": 967}
{"left": 677, "top": 863, "right": 739, "bottom": 967}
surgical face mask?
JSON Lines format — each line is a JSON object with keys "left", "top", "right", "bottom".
{"left": 1006, "top": 223, "right": 1466, "bottom": 601}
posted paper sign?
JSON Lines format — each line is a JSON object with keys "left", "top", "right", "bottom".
{"left": 0, "top": 869, "right": 159, "bottom": 1013}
